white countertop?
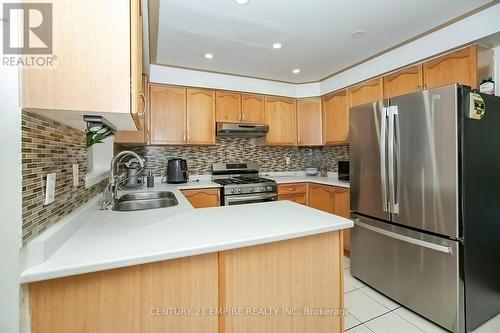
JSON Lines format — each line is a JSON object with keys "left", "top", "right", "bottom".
{"left": 264, "top": 172, "right": 350, "bottom": 188}
{"left": 21, "top": 178, "right": 352, "bottom": 284}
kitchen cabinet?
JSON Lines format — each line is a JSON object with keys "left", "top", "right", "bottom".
{"left": 278, "top": 183, "right": 307, "bottom": 205}
{"left": 423, "top": 45, "right": 480, "bottom": 90}
{"left": 114, "top": 75, "right": 149, "bottom": 144}
{"left": 216, "top": 91, "right": 241, "bottom": 123}
{"left": 149, "top": 85, "right": 186, "bottom": 145}
{"left": 347, "top": 78, "right": 384, "bottom": 108}
{"left": 181, "top": 188, "right": 220, "bottom": 208}
{"left": 297, "top": 98, "right": 323, "bottom": 146}
{"left": 241, "top": 94, "right": 265, "bottom": 123}
{"left": 308, "top": 183, "right": 351, "bottom": 254}
{"left": 20, "top": 0, "right": 143, "bottom": 131}
{"left": 322, "top": 91, "right": 349, "bottom": 145}
{"left": 265, "top": 97, "right": 297, "bottom": 146}
{"left": 384, "top": 65, "right": 424, "bottom": 98}
{"left": 186, "top": 88, "right": 216, "bottom": 145}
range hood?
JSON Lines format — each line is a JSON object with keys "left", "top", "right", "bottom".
{"left": 216, "top": 122, "right": 269, "bottom": 138}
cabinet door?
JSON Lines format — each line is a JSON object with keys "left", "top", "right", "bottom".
{"left": 332, "top": 187, "right": 351, "bottom": 253}
{"left": 181, "top": 189, "right": 220, "bottom": 208}
{"left": 241, "top": 94, "right": 265, "bottom": 123}
{"left": 297, "top": 98, "right": 322, "bottom": 146}
{"left": 278, "top": 193, "right": 307, "bottom": 205}
{"left": 348, "top": 78, "right": 384, "bottom": 108}
{"left": 186, "top": 89, "right": 216, "bottom": 145}
{"left": 384, "top": 65, "right": 423, "bottom": 98}
{"left": 149, "top": 85, "right": 186, "bottom": 145}
{"left": 216, "top": 91, "right": 241, "bottom": 123}
{"left": 265, "top": 97, "right": 297, "bottom": 146}
{"left": 322, "top": 91, "right": 348, "bottom": 145}
{"left": 308, "top": 184, "right": 334, "bottom": 214}
{"left": 115, "top": 74, "right": 149, "bottom": 144}
{"left": 423, "top": 45, "right": 477, "bottom": 89}
{"left": 130, "top": 0, "right": 144, "bottom": 129}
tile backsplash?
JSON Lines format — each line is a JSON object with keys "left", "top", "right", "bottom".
{"left": 120, "top": 138, "right": 349, "bottom": 176}
{"left": 21, "top": 110, "right": 106, "bottom": 245}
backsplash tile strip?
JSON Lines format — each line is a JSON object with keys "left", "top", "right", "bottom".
{"left": 120, "top": 138, "right": 349, "bottom": 176}
{"left": 21, "top": 110, "right": 107, "bottom": 246}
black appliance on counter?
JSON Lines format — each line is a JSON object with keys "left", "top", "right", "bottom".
{"left": 165, "top": 158, "right": 188, "bottom": 184}
{"left": 337, "top": 160, "right": 349, "bottom": 182}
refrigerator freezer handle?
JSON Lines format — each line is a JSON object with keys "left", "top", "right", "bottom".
{"left": 354, "top": 219, "right": 452, "bottom": 254}
{"left": 388, "top": 106, "right": 395, "bottom": 214}
{"left": 393, "top": 109, "right": 400, "bottom": 214}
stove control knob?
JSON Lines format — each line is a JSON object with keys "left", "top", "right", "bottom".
{"left": 267, "top": 186, "right": 273, "bottom": 191}
{"left": 261, "top": 187, "right": 266, "bottom": 191}
{"left": 231, "top": 189, "right": 236, "bottom": 194}
{"left": 238, "top": 188, "right": 242, "bottom": 193}
{"left": 249, "top": 187, "right": 254, "bottom": 192}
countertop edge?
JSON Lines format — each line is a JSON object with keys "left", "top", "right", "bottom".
{"left": 20, "top": 220, "right": 352, "bottom": 284}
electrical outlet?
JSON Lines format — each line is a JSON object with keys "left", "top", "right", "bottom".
{"left": 285, "top": 157, "right": 291, "bottom": 165}
{"left": 44, "top": 173, "right": 56, "bottom": 206}
{"left": 72, "top": 164, "right": 79, "bottom": 187}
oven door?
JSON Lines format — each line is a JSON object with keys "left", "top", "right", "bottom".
{"left": 224, "top": 192, "right": 277, "bottom": 206}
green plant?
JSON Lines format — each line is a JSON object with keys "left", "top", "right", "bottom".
{"left": 85, "top": 129, "right": 113, "bottom": 151}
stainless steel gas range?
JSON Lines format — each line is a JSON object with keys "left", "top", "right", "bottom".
{"left": 211, "top": 162, "right": 277, "bottom": 206}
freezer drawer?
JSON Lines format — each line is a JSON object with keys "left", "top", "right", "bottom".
{"left": 351, "top": 214, "right": 463, "bottom": 333}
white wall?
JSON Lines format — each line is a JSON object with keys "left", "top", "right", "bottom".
{"left": 149, "top": 4, "right": 500, "bottom": 98}
{"left": 0, "top": 2, "right": 22, "bottom": 332}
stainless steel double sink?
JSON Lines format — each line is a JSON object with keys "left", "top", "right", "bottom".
{"left": 113, "top": 191, "right": 178, "bottom": 211}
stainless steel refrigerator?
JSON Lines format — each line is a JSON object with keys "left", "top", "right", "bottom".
{"left": 349, "top": 84, "right": 500, "bottom": 333}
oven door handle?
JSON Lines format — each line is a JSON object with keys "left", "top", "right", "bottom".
{"left": 225, "top": 192, "right": 277, "bottom": 205}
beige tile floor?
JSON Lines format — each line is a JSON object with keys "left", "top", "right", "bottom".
{"left": 343, "top": 256, "right": 500, "bottom": 333}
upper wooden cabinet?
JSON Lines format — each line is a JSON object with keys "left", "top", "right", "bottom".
{"left": 347, "top": 78, "right": 384, "bottom": 108}
{"left": 241, "top": 94, "right": 265, "bottom": 124}
{"left": 297, "top": 98, "right": 322, "bottom": 146}
{"left": 149, "top": 85, "right": 186, "bottom": 145}
{"left": 265, "top": 97, "right": 297, "bottom": 146}
{"left": 216, "top": 91, "right": 241, "bottom": 123}
{"left": 20, "top": 0, "right": 143, "bottom": 131}
{"left": 322, "top": 91, "right": 349, "bottom": 145}
{"left": 186, "top": 88, "right": 216, "bottom": 145}
{"left": 384, "top": 65, "right": 423, "bottom": 98}
{"left": 115, "top": 75, "right": 149, "bottom": 144}
{"left": 423, "top": 45, "right": 479, "bottom": 90}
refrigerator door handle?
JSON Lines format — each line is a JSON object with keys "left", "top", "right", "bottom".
{"left": 380, "top": 106, "right": 389, "bottom": 212}
{"left": 387, "top": 106, "right": 396, "bottom": 214}
{"left": 393, "top": 107, "right": 400, "bottom": 214}
{"left": 353, "top": 219, "right": 453, "bottom": 254}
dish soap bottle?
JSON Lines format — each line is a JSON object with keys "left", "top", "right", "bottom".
{"left": 479, "top": 77, "right": 495, "bottom": 95}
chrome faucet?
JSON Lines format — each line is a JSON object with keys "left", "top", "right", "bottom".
{"left": 101, "top": 150, "right": 145, "bottom": 210}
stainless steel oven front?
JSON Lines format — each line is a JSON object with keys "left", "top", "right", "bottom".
{"left": 224, "top": 192, "right": 277, "bottom": 206}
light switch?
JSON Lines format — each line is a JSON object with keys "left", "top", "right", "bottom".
{"left": 44, "top": 173, "right": 56, "bottom": 206}
{"left": 72, "top": 164, "right": 79, "bottom": 187}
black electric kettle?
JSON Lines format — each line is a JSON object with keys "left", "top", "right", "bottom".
{"left": 165, "top": 158, "right": 188, "bottom": 184}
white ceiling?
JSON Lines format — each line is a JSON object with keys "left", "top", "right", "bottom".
{"left": 151, "top": 0, "right": 492, "bottom": 83}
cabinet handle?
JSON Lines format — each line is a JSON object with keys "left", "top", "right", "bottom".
{"left": 423, "top": 83, "right": 427, "bottom": 90}
{"left": 138, "top": 91, "right": 146, "bottom": 118}
{"left": 288, "top": 187, "right": 296, "bottom": 191}
{"left": 417, "top": 85, "right": 421, "bottom": 91}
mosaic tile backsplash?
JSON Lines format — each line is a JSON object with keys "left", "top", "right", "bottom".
{"left": 21, "top": 110, "right": 107, "bottom": 245}
{"left": 120, "top": 138, "right": 349, "bottom": 176}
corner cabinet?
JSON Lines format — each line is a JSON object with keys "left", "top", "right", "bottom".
{"left": 20, "top": 0, "right": 143, "bottom": 131}
{"left": 322, "top": 91, "right": 349, "bottom": 145}
{"left": 297, "top": 98, "right": 323, "bottom": 146}
{"left": 265, "top": 97, "right": 297, "bottom": 146}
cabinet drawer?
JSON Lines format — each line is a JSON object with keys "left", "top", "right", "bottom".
{"left": 277, "top": 183, "right": 307, "bottom": 195}
{"left": 278, "top": 193, "right": 307, "bottom": 205}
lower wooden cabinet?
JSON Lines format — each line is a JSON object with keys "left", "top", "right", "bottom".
{"left": 181, "top": 188, "right": 220, "bottom": 208}
{"left": 277, "top": 183, "right": 308, "bottom": 205}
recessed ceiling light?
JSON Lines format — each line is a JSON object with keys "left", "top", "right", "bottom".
{"left": 351, "top": 30, "right": 366, "bottom": 39}
{"left": 204, "top": 53, "right": 214, "bottom": 59}
{"left": 292, "top": 69, "right": 300, "bottom": 74}
{"left": 272, "top": 42, "right": 282, "bottom": 49}
{"left": 234, "top": 0, "right": 249, "bottom": 5}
